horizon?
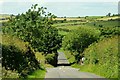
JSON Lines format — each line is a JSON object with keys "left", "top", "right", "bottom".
{"left": 0, "top": 2, "right": 118, "bottom": 17}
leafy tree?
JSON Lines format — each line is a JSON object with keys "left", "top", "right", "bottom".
{"left": 106, "top": 13, "right": 111, "bottom": 17}
{"left": 39, "top": 27, "right": 62, "bottom": 54}
{"left": 3, "top": 4, "right": 62, "bottom": 54}
{"left": 62, "top": 27, "right": 101, "bottom": 63}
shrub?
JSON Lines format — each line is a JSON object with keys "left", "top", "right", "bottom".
{"left": 62, "top": 26, "right": 101, "bottom": 63}
{"left": 2, "top": 67, "right": 19, "bottom": 78}
{"left": 45, "top": 53, "right": 58, "bottom": 67}
{"left": 99, "top": 26, "right": 120, "bottom": 36}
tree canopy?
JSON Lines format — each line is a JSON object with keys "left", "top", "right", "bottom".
{"left": 3, "top": 4, "right": 62, "bottom": 54}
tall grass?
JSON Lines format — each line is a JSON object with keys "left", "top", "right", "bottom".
{"left": 2, "top": 34, "right": 28, "bottom": 52}
{"left": 82, "top": 36, "right": 118, "bottom": 78}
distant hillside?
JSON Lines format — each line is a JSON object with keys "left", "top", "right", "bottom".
{"left": 0, "top": 14, "right": 10, "bottom": 18}
{"left": 0, "top": 14, "right": 10, "bottom": 23}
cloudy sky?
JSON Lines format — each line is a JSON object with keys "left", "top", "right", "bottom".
{"left": 0, "top": 0, "right": 119, "bottom": 17}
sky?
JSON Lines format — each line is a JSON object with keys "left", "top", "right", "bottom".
{"left": 0, "top": 0, "right": 119, "bottom": 17}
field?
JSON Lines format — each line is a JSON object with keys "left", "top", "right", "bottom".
{"left": 0, "top": 14, "right": 10, "bottom": 23}
{"left": 53, "top": 16, "right": 118, "bottom": 36}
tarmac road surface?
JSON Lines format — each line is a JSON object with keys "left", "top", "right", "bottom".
{"left": 45, "top": 52, "right": 104, "bottom": 79}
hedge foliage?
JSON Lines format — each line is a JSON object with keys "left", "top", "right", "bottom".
{"left": 83, "top": 36, "right": 118, "bottom": 78}
{"left": 2, "top": 35, "right": 40, "bottom": 78}
{"left": 62, "top": 26, "right": 101, "bottom": 62}
{"left": 99, "top": 26, "right": 120, "bottom": 36}
{"left": 45, "top": 53, "right": 58, "bottom": 67}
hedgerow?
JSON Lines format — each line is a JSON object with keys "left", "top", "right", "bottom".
{"left": 83, "top": 36, "right": 118, "bottom": 78}
{"left": 62, "top": 26, "right": 101, "bottom": 63}
{"left": 2, "top": 34, "right": 40, "bottom": 78}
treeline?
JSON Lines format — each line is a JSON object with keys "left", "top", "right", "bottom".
{"left": 2, "top": 4, "right": 62, "bottom": 78}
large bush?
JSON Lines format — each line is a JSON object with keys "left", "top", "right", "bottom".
{"left": 2, "top": 4, "right": 62, "bottom": 54}
{"left": 1, "top": 35, "right": 40, "bottom": 78}
{"left": 83, "top": 36, "right": 118, "bottom": 78}
{"left": 62, "top": 26, "right": 101, "bottom": 63}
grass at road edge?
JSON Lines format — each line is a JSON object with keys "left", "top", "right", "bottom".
{"left": 58, "top": 48, "right": 75, "bottom": 64}
{"left": 72, "top": 64, "right": 118, "bottom": 80}
{"left": 27, "top": 69, "right": 46, "bottom": 79}
{"left": 58, "top": 49, "right": 118, "bottom": 79}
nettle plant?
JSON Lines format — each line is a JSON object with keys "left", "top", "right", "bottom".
{"left": 4, "top": 4, "right": 62, "bottom": 54}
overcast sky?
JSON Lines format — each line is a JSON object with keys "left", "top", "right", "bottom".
{"left": 0, "top": 0, "right": 119, "bottom": 17}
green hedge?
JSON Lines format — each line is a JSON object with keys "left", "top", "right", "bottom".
{"left": 2, "top": 34, "right": 40, "bottom": 78}
{"left": 83, "top": 36, "right": 118, "bottom": 78}
{"left": 62, "top": 26, "right": 101, "bottom": 63}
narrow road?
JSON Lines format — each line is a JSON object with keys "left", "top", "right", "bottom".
{"left": 45, "top": 52, "right": 104, "bottom": 79}
{"left": 57, "top": 52, "right": 69, "bottom": 65}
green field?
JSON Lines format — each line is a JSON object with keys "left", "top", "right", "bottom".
{"left": 53, "top": 16, "right": 118, "bottom": 36}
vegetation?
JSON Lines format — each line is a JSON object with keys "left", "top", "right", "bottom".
{"left": 58, "top": 15, "right": 119, "bottom": 78}
{"left": 1, "top": 34, "right": 40, "bottom": 78}
{"left": 1, "top": 4, "right": 62, "bottom": 78}
{"left": 3, "top": 4, "right": 62, "bottom": 54}
{"left": 1, "top": 4, "right": 119, "bottom": 79}
{"left": 45, "top": 53, "right": 58, "bottom": 67}
{"left": 2, "top": 67, "right": 19, "bottom": 78}
{"left": 62, "top": 26, "right": 101, "bottom": 63}
{"left": 27, "top": 69, "right": 46, "bottom": 79}
{"left": 80, "top": 36, "right": 118, "bottom": 78}
{"left": 59, "top": 49, "right": 75, "bottom": 64}
{"left": 35, "top": 52, "right": 54, "bottom": 68}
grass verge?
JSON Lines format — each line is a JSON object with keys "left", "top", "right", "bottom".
{"left": 27, "top": 69, "right": 46, "bottom": 79}
{"left": 58, "top": 48, "right": 75, "bottom": 64}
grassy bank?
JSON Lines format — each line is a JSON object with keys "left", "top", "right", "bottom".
{"left": 82, "top": 36, "right": 118, "bottom": 78}
{"left": 58, "top": 49, "right": 75, "bottom": 64}
{"left": 66, "top": 36, "right": 118, "bottom": 79}
{"left": 1, "top": 34, "right": 46, "bottom": 78}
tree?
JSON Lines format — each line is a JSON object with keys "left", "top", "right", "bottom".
{"left": 78, "top": 16, "right": 81, "bottom": 18}
{"left": 3, "top": 4, "right": 62, "bottom": 54}
{"left": 106, "top": 13, "right": 111, "bottom": 17}
{"left": 62, "top": 27, "right": 101, "bottom": 63}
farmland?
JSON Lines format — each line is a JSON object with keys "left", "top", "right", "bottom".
{"left": 52, "top": 15, "right": 118, "bottom": 36}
